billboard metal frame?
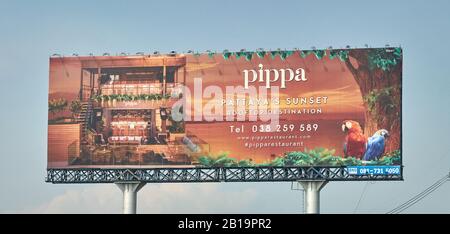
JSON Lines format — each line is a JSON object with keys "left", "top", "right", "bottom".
{"left": 46, "top": 166, "right": 403, "bottom": 184}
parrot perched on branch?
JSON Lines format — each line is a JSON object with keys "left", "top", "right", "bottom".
{"left": 363, "top": 129, "right": 389, "bottom": 161}
{"left": 342, "top": 120, "right": 367, "bottom": 159}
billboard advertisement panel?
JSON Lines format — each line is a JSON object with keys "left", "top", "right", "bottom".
{"left": 48, "top": 48, "right": 402, "bottom": 175}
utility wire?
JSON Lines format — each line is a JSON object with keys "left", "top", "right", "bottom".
{"left": 388, "top": 175, "right": 448, "bottom": 214}
{"left": 300, "top": 188, "right": 305, "bottom": 214}
{"left": 354, "top": 181, "right": 370, "bottom": 214}
{"left": 388, "top": 173, "right": 449, "bottom": 214}
{"left": 390, "top": 175, "right": 448, "bottom": 213}
{"left": 394, "top": 175, "right": 448, "bottom": 213}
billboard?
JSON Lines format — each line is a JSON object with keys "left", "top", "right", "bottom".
{"left": 48, "top": 48, "right": 402, "bottom": 175}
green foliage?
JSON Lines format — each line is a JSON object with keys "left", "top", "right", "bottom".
{"left": 325, "top": 50, "right": 349, "bottom": 61}
{"left": 270, "top": 50, "right": 279, "bottom": 59}
{"left": 197, "top": 152, "right": 243, "bottom": 167}
{"left": 69, "top": 99, "right": 82, "bottom": 114}
{"left": 312, "top": 50, "right": 326, "bottom": 60}
{"left": 49, "top": 98, "right": 68, "bottom": 114}
{"left": 207, "top": 51, "right": 215, "bottom": 59}
{"left": 222, "top": 50, "right": 232, "bottom": 60}
{"left": 198, "top": 155, "right": 213, "bottom": 167}
{"left": 256, "top": 51, "right": 266, "bottom": 58}
{"left": 279, "top": 50, "right": 294, "bottom": 60}
{"left": 337, "top": 50, "right": 349, "bottom": 61}
{"left": 329, "top": 50, "right": 338, "bottom": 60}
{"left": 244, "top": 52, "right": 253, "bottom": 61}
{"left": 280, "top": 148, "right": 349, "bottom": 166}
{"left": 378, "top": 150, "right": 401, "bottom": 165}
{"left": 234, "top": 51, "right": 244, "bottom": 60}
{"left": 197, "top": 148, "right": 401, "bottom": 167}
{"left": 238, "top": 159, "right": 254, "bottom": 167}
{"left": 368, "top": 48, "right": 402, "bottom": 71}
{"left": 364, "top": 87, "right": 397, "bottom": 119}
{"left": 269, "top": 157, "right": 285, "bottom": 167}
{"left": 215, "top": 48, "right": 401, "bottom": 65}
{"left": 300, "top": 50, "right": 311, "bottom": 58}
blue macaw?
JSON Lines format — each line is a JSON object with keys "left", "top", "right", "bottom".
{"left": 363, "top": 129, "right": 389, "bottom": 161}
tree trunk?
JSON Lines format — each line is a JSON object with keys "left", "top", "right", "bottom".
{"left": 344, "top": 50, "right": 402, "bottom": 153}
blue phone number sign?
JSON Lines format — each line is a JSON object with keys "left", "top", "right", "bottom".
{"left": 346, "top": 166, "right": 401, "bottom": 175}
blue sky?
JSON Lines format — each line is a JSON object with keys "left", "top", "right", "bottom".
{"left": 0, "top": 0, "right": 449, "bottom": 213}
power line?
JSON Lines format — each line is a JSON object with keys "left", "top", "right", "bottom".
{"left": 394, "top": 175, "right": 448, "bottom": 213}
{"left": 388, "top": 172, "right": 449, "bottom": 214}
{"left": 388, "top": 174, "right": 448, "bottom": 214}
{"left": 354, "top": 181, "right": 370, "bottom": 214}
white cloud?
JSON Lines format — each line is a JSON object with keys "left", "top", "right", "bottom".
{"left": 23, "top": 183, "right": 258, "bottom": 214}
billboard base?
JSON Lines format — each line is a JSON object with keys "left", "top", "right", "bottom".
{"left": 298, "top": 180, "right": 328, "bottom": 214}
{"left": 116, "top": 182, "right": 146, "bottom": 214}
{"left": 45, "top": 167, "right": 403, "bottom": 183}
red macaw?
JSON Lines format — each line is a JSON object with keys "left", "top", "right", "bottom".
{"left": 342, "top": 120, "right": 367, "bottom": 159}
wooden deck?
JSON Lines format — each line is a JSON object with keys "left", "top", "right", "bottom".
{"left": 48, "top": 124, "right": 81, "bottom": 167}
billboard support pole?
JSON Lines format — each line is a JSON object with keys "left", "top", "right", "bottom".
{"left": 116, "top": 182, "right": 146, "bottom": 214}
{"left": 298, "top": 180, "right": 328, "bottom": 214}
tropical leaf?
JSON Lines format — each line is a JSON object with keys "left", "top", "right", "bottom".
{"left": 223, "top": 50, "right": 232, "bottom": 60}
{"left": 279, "top": 50, "right": 294, "bottom": 60}
{"left": 244, "top": 52, "right": 253, "bottom": 61}
{"left": 313, "top": 50, "right": 326, "bottom": 60}
{"left": 234, "top": 51, "right": 243, "bottom": 60}
{"left": 300, "top": 50, "right": 311, "bottom": 58}
{"left": 198, "top": 156, "right": 210, "bottom": 166}
{"left": 256, "top": 51, "right": 266, "bottom": 58}
{"left": 270, "top": 157, "right": 285, "bottom": 167}
{"left": 329, "top": 50, "right": 338, "bottom": 60}
{"left": 338, "top": 50, "right": 349, "bottom": 61}
{"left": 238, "top": 159, "right": 254, "bottom": 167}
{"left": 270, "top": 50, "right": 279, "bottom": 60}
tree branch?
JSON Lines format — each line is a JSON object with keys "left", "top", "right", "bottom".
{"left": 345, "top": 58, "right": 358, "bottom": 78}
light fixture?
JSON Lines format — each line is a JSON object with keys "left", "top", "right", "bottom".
{"left": 103, "top": 52, "right": 110, "bottom": 56}
{"left": 153, "top": 51, "right": 160, "bottom": 55}
{"left": 136, "top": 52, "right": 144, "bottom": 55}
{"left": 346, "top": 45, "right": 351, "bottom": 49}
{"left": 72, "top": 53, "right": 79, "bottom": 56}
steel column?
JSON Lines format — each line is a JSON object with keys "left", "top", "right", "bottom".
{"left": 116, "top": 182, "right": 146, "bottom": 214}
{"left": 299, "top": 180, "right": 328, "bottom": 214}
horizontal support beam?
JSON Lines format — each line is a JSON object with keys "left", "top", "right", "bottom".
{"left": 46, "top": 167, "right": 402, "bottom": 184}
